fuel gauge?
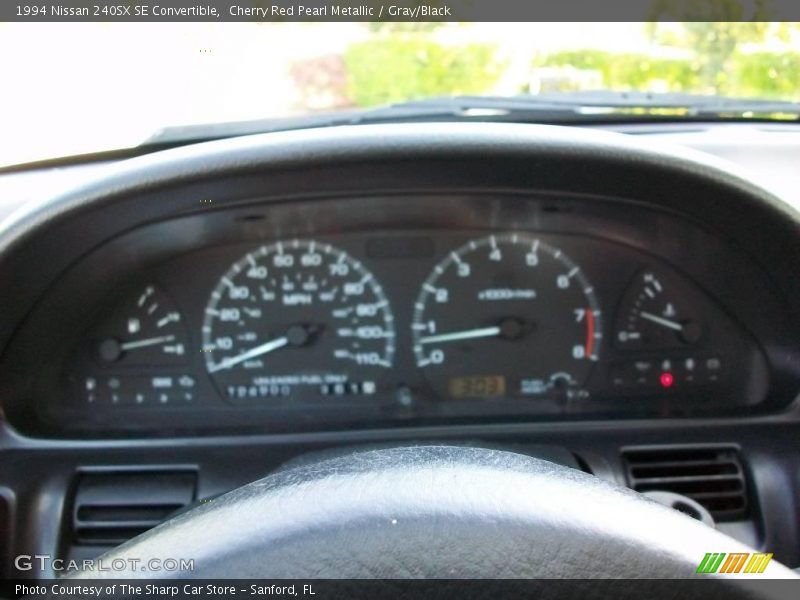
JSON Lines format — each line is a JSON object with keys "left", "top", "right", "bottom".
{"left": 614, "top": 270, "right": 703, "bottom": 350}
{"left": 93, "top": 284, "right": 188, "bottom": 366}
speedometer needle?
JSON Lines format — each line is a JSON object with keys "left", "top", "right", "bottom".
{"left": 639, "top": 311, "right": 683, "bottom": 332}
{"left": 420, "top": 326, "right": 501, "bottom": 345}
{"left": 208, "top": 336, "right": 289, "bottom": 373}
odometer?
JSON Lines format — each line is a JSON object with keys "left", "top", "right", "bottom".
{"left": 202, "top": 240, "right": 395, "bottom": 403}
{"left": 412, "top": 234, "right": 601, "bottom": 400}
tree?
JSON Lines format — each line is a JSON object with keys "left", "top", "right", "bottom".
{"left": 647, "top": 0, "right": 773, "bottom": 94}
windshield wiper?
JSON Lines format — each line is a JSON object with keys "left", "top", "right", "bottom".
{"left": 355, "top": 91, "right": 800, "bottom": 117}
{"left": 518, "top": 91, "right": 800, "bottom": 118}
{"left": 143, "top": 91, "right": 800, "bottom": 147}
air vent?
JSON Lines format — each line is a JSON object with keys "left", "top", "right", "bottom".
{"left": 622, "top": 446, "right": 748, "bottom": 521}
{"left": 65, "top": 470, "right": 196, "bottom": 560}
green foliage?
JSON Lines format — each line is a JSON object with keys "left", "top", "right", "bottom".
{"left": 647, "top": 22, "right": 771, "bottom": 93}
{"left": 537, "top": 51, "right": 700, "bottom": 92}
{"left": 537, "top": 49, "right": 799, "bottom": 100}
{"left": 734, "top": 52, "right": 800, "bottom": 99}
{"left": 366, "top": 23, "right": 443, "bottom": 34}
{"left": 343, "top": 21, "right": 799, "bottom": 107}
{"left": 344, "top": 37, "right": 505, "bottom": 107}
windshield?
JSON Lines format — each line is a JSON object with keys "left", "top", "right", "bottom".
{"left": 2, "top": 21, "right": 799, "bottom": 168}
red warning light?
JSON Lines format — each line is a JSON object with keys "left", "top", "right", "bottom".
{"left": 660, "top": 372, "right": 675, "bottom": 388}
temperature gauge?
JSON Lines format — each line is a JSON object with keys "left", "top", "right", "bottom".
{"left": 614, "top": 270, "right": 703, "bottom": 350}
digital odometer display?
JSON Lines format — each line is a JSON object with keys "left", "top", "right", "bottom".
{"left": 448, "top": 375, "right": 507, "bottom": 398}
{"left": 412, "top": 234, "right": 602, "bottom": 401}
{"left": 202, "top": 240, "right": 395, "bottom": 403}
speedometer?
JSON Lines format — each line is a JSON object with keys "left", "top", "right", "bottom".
{"left": 412, "top": 234, "right": 601, "bottom": 400}
{"left": 202, "top": 240, "right": 395, "bottom": 403}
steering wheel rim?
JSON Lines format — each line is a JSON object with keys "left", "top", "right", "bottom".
{"left": 70, "top": 446, "right": 796, "bottom": 587}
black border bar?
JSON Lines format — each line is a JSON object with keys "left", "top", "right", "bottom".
{"left": 4, "top": 0, "right": 800, "bottom": 22}
{"left": 6, "top": 578, "right": 800, "bottom": 600}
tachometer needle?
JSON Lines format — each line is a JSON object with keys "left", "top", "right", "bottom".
{"left": 420, "top": 326, "right": 501, "bottom": 345}
{"left": 119, "top": 335, "right": 176, "bottom": 351}
{"left": 208, "top": 336, "right": 289, "bottom": 373}
{"left": 639, "top": 311, "right": 683, "bottom": 332}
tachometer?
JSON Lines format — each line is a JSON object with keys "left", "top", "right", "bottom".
{"left": 412, "top": 234, "right": 601, "bottom": 400}
{"left": 202, "top": 240, "right": 395, "bottom": 403}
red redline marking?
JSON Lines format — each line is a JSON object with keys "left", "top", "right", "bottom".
{"left": 584, "top": 307, "right": 594, "bottom": 357}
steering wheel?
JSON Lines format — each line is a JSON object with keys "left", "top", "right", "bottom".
{"left": 70, "top": 446, "right": 797, "bottom": 589}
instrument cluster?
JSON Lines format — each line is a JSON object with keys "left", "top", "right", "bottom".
{"left": 58, "top": 224, "right": 767, "bottom": 432}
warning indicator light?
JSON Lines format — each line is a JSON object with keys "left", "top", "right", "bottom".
{"left": 660, "top": 372, "right": 675, "bottom": 388}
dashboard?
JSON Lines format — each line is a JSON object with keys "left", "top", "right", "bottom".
{"left": 1, "top": 122, "right": 800, "bottom": 576}
{"left": 0, "top": 122, "right": 797, "bottom": 441}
